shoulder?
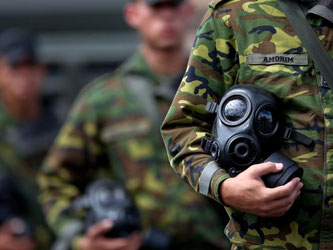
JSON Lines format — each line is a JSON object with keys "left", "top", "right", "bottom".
{"left": 75, "top": 72, "right": 127, "bottom": 106}
{"left": 78, "top": 73, "right": 115, "bottom": 100}
{"left": 209, "top": 0, "right": 229, "bottom": 9}
{"left": 203, "top": 0, "right": 276, "bottom": 30}
{"left": 68, "top": 72, "right": 129, "bottom": 118}
{"left": 209, "top": 0, "right": 264, "bottom": 10}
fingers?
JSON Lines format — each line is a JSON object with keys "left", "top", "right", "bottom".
{"left": 248, "top": 162, "right": 283, "bottom": 178}
{"left": 12, "top": 237, "right": 36, "bottom": 250}
{"left": 128, "top": 233, "right": 142, "bottom": 250}
{"left": 258, "top": 178, "right": 303, "bottom": 217}
{"left": 261, "top": 192, "right": 300, "bottom": 217}
{"left": 86, "top": 219, "right": 113, "bottom": 238}
{"left": 80, "top": 221, "right": 141, "bottom": 250}
{"left": 222, "top": 161, "right": 303, "bottom": 217}
{"left": 93, "top": 237, "right": 130, "bottom": 250}
{"left": 269, "top": 177, "right": 303, "bottom": 200}
{"left": 94, "top": 233, "right": 141, "bottom": 250}
{"left": 0, "top": 232, "right": 36, "bottom": 250}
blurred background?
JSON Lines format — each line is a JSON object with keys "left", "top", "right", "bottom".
{"left": 0, "top": 0, "right": 208, "bottom": 120}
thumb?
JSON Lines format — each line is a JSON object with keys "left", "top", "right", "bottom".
{"left": 249, "top": 162, "right": 283, "bottom": 178}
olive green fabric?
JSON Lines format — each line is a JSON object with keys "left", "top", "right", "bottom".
{"left": 38, "top": 50, "right": 230, "bottom": 250}
{"left": 161, "top": 0, "right": 333, "bottom": 249}
{"left": 0, "top": 105, "right": 53, "bottom": 250}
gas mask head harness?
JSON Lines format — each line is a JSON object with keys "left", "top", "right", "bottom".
{"left": 201, "top": 84, "right": 313, "bottom": 188}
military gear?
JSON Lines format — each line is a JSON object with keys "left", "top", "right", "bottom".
{"left": 203, "top": 84, "right": 282, "bottom": 170}
{"left": 38, "top": 50, "right": 230, "bottom": 250}
{"left": 263, "top": 151, "right": 302, "bottom": 188}
{"left": 72, "top": 179, "right": 171, "bottom": 250}
{"left": 74, "top": 179, "right": 141, "bottom": 238}
{"left": 161, "top": 0, "right": 333, "bottom": 248}
{"left": 201, "top": 84, "right": 303, "bottom": 187}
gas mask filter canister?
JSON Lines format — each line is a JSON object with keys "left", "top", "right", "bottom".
{"left": 201, "top": 84, "right": 304, "bottom": 188}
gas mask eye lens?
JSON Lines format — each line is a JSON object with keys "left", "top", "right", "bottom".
{"left": 223, "top": 98, "right": 247, "bottom": 122}
{"left": 256, "top": 108, "right": 277, "bottom": 136}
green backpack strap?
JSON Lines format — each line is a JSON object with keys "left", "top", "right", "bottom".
{"left": 124, "top": 74, "right": 163, "bottom": 130}
{"left": 278, "top": 0, "right": 333, "bottom": 89}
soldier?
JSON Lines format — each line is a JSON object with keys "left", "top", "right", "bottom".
{"left": 0, "top": 29, "right": 57, "bottom": 250}
{"left": 161, "top": 0, "right": 333, "bottom": 249}
{"left": 38, "top": 0, "right": 230, "bottom": 249}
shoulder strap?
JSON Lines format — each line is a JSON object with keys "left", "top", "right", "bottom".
{"left": 124, "top": 74, "right": 163, "bottom": 130}
{"left": 278, "top": 0, "right": 333, "bottom": 89}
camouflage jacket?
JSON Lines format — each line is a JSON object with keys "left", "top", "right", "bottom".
{"left": 38, "top": 50, "right": 229, "bottom": 250}
{"left": 161, "top": 0, "right": 333, "bottom": 249}
{"left": 0, "top": 103, "right": 53, "bottom": 250}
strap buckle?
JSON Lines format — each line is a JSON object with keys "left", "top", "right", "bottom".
{"left": 282, "top": 125, "right": 314, "bottom": 147}
{"left": 283, "top": 126, "right": 292, "bottom": 140}
{"left": 205, "top": 101, "right": 219, "bottom": 113}
{"left": 200, "top": 137, "right": 212, "bottom": 152}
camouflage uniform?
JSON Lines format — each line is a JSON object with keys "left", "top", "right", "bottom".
{"left": 0, "top": 103, "right": 54, "bottom": 250}
{"left": 161, "top": 0, "right": 333, "bottom": 249}
{"left": 38, "top": 50, "right": 229, "bottom": 250}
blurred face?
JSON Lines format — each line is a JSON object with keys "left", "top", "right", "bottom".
{"left": 0, "top": 59, "right": 44, "bottom": 103}
{"left": 125, "top": 0, "right": 193, "bottom": 50}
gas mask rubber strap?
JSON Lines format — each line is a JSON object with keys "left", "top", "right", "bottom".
{"left": 201, "top": 137, "right": 212, "bottom": 152}
{"left": 282, "top": 126, "right": 314, "bottom": 147}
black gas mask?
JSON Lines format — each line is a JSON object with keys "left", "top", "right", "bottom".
{"left": 72, "top": 179, "right": 171, "bottom": 250}
{"left": 72, "top": 179, "right": 141, "bottom": 238}
{"left": 201, "top": 84, "right": 307, "bottom": 188}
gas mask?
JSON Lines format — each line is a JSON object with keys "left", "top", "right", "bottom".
{"left": 72, "top": 179, "right": 171, "bottom": 250}
{"left": 72, "top": 179, "right": 141, "bottom": 238}
{"left": 201, "top": 84, "right": 306, "bottom": 188}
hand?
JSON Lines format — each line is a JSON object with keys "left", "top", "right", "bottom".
{"left": 79, "top": 219, "right": 142, "bottom": 250}
{"left": 0, "top": 222, "right": 36, "bottom": 250}
{"left": 220, "top": 162, "right": 303, "bottom": 217}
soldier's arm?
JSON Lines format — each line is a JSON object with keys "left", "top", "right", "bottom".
{"left": 37, "top": 84, "right": 106, "bottom": 249}
{"left": 161, "top": 4, "right": 238, "bottom": 204}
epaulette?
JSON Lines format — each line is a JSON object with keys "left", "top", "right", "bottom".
{"left": 209, "top": 0, "right": 230, "bottom": 9}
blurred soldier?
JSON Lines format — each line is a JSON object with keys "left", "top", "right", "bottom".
{"left": 38, "top": 0, "right": 230, "bottom": 249}
{"left": 0, "top": 28, "right": 58, "bottom": 250}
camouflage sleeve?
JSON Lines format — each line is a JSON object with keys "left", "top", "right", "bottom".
{"left": 37, "top": 80, "right": 108, "bottom": 249}
{"left": 161, "top": 5, "right": 239, "bottom": 203}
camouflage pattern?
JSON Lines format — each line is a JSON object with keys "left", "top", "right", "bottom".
{"left": 38, "top": 50, "right": 230, "bottom": 250}
{"left": 0, "top": 104, "right": 53, "bottom": 250}
{"left": 161, "top": 0, "right": 333, "bottom": 249}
